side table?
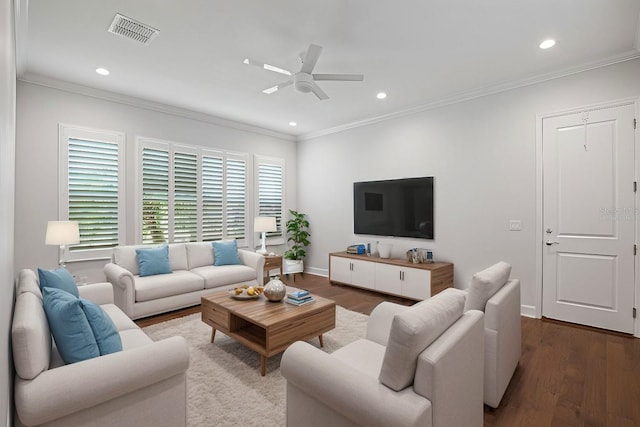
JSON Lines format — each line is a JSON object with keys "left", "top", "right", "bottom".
{"left": 263, "top": 255, "right": 283, "bottom": 283}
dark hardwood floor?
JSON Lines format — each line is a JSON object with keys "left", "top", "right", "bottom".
{"left": 136, "top": 274, "right": 640, "bottom": 427}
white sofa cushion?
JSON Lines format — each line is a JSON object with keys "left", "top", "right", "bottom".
{"left": 191, "top": 265, "right": 257, "bottom": 289}
{"left": 119, "top": 328, "right": 154, "bottom": 350}
{"left": 101, "top": 304, "right": 140, "bottom": 331}
{"left": 12, "top": 292, "right": 51, "bottom": 380}
{"left": 186, "top": 242, "right": 214, "bottom": 269}
{"left": 332, "top": 338, "right": 386, "bottom": 378}
{"left": 134, "top": 270, "right": 204, "bottom": 302}
{"left": 379, "top": 291, "right": 465, "bottom": 391}
{"left": 464, "top": 262, "right": 512, "bottom": 312}
{"left": 167, "top": 243, "right": 189, "bottom": 271}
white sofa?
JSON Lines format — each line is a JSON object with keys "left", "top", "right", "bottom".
{"left": 281, "top": 289, "right": 485, "bottom": 427}
{"left": 104, "top": 242, "right": 265, "bottom": 319}
{"left": 12, "top": 269, "right": 190, "bottom": 427}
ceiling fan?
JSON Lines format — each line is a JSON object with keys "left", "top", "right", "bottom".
{"left": 243, "top": 43, "right": 364, "bottom": 100}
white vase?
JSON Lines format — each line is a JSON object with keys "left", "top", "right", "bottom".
{"left": 264, "top": 276, "right": 287, "bottom": 302}
{"left": 377, "top": 243, "right": 392, "bottom": 259}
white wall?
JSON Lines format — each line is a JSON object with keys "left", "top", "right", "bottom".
{"left": 15, "top": 82, "right": 297, "bottom": 281}
{"left": 0, "top": 0, "right": 16, "bottom": 424}
{"left": 298, "top": 59, "right": 640, "bottom": 314}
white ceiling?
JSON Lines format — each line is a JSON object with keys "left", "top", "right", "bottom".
{"left": 16, "top": 0, "right": 640, "bottom": 139}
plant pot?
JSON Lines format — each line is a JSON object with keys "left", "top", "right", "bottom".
{"left": 283, "top": 259, "right": 304, "bottom": 274}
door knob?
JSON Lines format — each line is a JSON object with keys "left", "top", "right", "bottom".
{"left": 545, "top": 240, "right": 560, "bottom": 246}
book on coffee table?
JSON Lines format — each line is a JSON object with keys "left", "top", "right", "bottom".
{"left": 285, "top": 296, "right": 316, "bottom": 306}
{"left": 287, "top": 290, "right": 311, "bottom": 300}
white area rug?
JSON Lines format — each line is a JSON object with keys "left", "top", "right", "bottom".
{"left": 143, "top": 306, "right": 368, "bottom": 427}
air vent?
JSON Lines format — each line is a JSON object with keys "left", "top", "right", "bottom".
{"left": 108, "top": 13, "right": 159, "bottom": 45}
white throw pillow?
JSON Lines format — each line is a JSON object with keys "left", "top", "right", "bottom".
{"left": 379, "top": 291, "right": 465, "bottom": 391}
{"left": 464, "top": 261, "right": 512, "bottom": 312}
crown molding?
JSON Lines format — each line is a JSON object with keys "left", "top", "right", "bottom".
{"left": 298, "top": 49, "right": 640, "bottom": 141}
{"left": 18, "top": 73, "right": 297, "bottom": 142}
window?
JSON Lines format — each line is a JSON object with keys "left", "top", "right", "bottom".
{"left": 59, "top": 124, "right": 125, "bottom": 260}
{"left": 255, "top": 156, "right": 285, "bottom": 244}
{"left": 138, "top": 138, "right": 248, "bottom": 245}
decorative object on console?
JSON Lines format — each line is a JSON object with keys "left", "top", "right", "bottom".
{"left": 377, "top": 243, "right": 392, "bottom": 259}
{"left": 263, "top": 276, "right": 287, "bottom": 302}
{"left": 254, "top": 216, "right": 277, "bottom": 255}
{"left": 45, "top": 220, "right": 80, "bottom": 267}
{"left": 407, "top": 248, "right": 433, "bottom": 264}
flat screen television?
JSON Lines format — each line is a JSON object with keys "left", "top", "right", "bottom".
{"left": 353, "top": 177, "right": 434, "bottom": 239}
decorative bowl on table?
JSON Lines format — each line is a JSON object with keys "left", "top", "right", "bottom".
{"left": 229, "top": 285, "right": 264, "bottom": 299}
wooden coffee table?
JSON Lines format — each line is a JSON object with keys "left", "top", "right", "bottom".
{"left": 201, "top": 289, "right": 336, "bottom": 376}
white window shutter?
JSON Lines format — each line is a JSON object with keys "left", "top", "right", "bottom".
{"left": 67, "top": 138, "right": 120, "bottom": 251}
{"left": 173, "top": 151, "right": 198, "bottom": 242}
{"left": 141, "top": 147, "right": 169, "bottom": 244}
{"left": 202, "top": 154, "right": 224, "bottom": 241}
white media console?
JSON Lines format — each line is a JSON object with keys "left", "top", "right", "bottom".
{"left": 328, "top": 251, "right": 453, "bottom": 300}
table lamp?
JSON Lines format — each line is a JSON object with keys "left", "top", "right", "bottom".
{"left": 45, "top": 220, "right": 80, "bottom": 268}
{"left": 254, "top": 216, "right": 277, "bottom": 255}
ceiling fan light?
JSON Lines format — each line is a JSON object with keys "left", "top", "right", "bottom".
{"left": 294, "top": 73, "right": 314, "bottom": 93}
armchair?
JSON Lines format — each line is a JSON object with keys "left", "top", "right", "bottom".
{"left": 452, "top": 262, "right": 521, "bottom": 408}
{"left": 281, "top": 289, "right": 484, "bottom": 427}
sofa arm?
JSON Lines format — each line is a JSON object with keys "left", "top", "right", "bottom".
{"left": 238, "top": 249, "right": 266, "bottom": 284}
{"left": 281, "top": 341, "right": 431, "bottom": 427}
{"left": 365, "top": 301, "right": 411, "bottom": 346}
{"left": 15, "top": 336, "right": 189, "bottom": 426}
{"left": 77, "top": 282, "right": 114, "bottom": 305}
{"left": 104, "top": 262, "right": 136, "bottom": 317}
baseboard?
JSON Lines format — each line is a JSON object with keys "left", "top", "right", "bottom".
{"left": 520, "top": 305, "right": 538, "bottom": 318}
{"left": 304, "top": 267, "right": 328, "bottom": 277}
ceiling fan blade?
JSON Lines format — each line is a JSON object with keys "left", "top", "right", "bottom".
{"left": 300, "top": 44, "right": 323, "bottom": 74}
{"left": 313, "top": 73, "right": 364, "bottom": 82}
{"left": 310, "top": 82, "right": 329, "bottom": 100}
{"left": 262, "top": 80, "right": 292, "bottom": 94}
{"left": 243, "top": 58, "right": 292, "bottom": 76}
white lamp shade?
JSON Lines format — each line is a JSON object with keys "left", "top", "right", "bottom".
{"left": 254, "top": 216, "right": 277, "bottom": 233}
{"left": 45, "top": 221, "right": 80, "bottom": 245}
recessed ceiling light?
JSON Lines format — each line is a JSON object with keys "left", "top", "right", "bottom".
{"left": 376, "top": 92, "right": 387, "bottom": 99}
{"left": 289, "top": 121, "right": 297, "bottom": 127}
{"left": 96, "top": 67, "right": 110, "bottom": 76}
{"left": 539, "top": 39, "right": 556, "bottom": 49}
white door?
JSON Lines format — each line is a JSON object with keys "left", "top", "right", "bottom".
{"left": 542, "top": 103, "right": 636, "bottom": 333}
{"left": 401, "top": 268, "right": 431, "bottom": 300}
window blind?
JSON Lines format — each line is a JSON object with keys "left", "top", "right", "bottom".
{"left": 202, "top": 155, "right": 224, "bottom": 241}
{"left": 225, "top": 158, "right": 246, "bottom": 240}
{"left": 173, "top": 151, "right": 198, "bottom": 242}
{"left": 141, "top": 147, "right": 169, "bottom": 244}
{"left": 67, "top": 138, "right": 120, "bottom": 251}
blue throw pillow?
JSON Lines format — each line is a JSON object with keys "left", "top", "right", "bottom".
{"left": 81, "top": 300, "right": 123, "bottom": 355}
{"left": 42, "top": 287, "right": 99, "bottom": 364}
{"left": 38, "top": 267, "right": 79, "bottom": 297}
{"left": 212, "top": 240, "right": 241, "bottom": 266}
{"left": 136, "top": 245, "right": 172, "bottom": 277}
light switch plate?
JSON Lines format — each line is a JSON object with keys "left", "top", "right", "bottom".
{"left": 509, "top": 220, "right": 522, "bottom": 231}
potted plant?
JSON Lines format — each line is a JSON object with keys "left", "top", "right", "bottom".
{"left": 283, "top": 210, "right": 310, "bottom": 275}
